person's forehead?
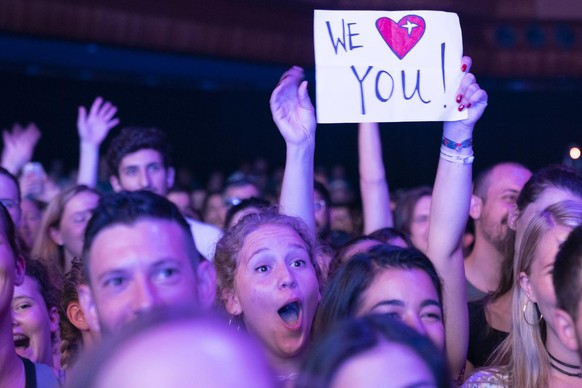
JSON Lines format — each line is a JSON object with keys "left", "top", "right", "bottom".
{"left": 14, "top": 275, "right": 42, "bottom": 298}
{"left": 88, "top": 219, "right": 191, "bottom": 273}
{"left": 488, "top": 165, "right": 531, "bottom": 192}
{"left": 119, "top": 148, "right": 164, "bottom": 167}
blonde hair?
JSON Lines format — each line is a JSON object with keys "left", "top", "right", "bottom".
{"left": 31, "top": 185, "right": 99, "bottom": 280}
{"left": 484, "top": 200, "right": 582, "bottom": 387}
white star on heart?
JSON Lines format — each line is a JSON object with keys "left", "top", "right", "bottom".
{"left": 401, "top": 20, "right": 418, "bottom": 36}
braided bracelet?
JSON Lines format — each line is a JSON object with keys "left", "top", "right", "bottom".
{"left": 442, "top": 136, "right": 473, "bottom": 152}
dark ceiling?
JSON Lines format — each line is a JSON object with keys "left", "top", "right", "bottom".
{"left": 0, "top": 0, "right": 580, "bottom": 188}
{"left": 1, "top": 0, "right": 582, "bottom": 78}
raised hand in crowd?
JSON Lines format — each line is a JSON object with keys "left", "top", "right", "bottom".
{"left": 1, "top": 122, "right": 41, "bottom": 176}
{"left": 271, "top": 66, "right": 316, "bottom": 235}
{"left": 77, "top": 97, "right": 119, "bottom": 187}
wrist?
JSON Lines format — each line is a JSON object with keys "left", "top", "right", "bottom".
{"left": 80, "top": 141, "right": 100, "bottom": 151}
{"left": 443, "top": 121, "right": 473, "bottom": 141}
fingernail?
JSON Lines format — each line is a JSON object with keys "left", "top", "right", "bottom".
{"left": 461, "top": 64, "right": 467, "bottom": 72}
{"left": 466, "top": 102, "right": 472, "bottom": 108}
{"left": 458, "top": 104, "right": 465, "bottom": 112}
{"left": 456, "top": 94, "right": 462, "bottom": 103}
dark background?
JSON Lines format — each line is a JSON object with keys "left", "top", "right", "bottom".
{"left": 0, "top": 0, "right": 581, "bottom": 190}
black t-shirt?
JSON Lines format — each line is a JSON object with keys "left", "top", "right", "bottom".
{"left": 467, "top": 300, "right": 509, "bottom": 367}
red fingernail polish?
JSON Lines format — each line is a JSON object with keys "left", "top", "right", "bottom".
{"left": 466, "top": 102, "right": 472, "bottom": 108}
{"left": 456, "top": 94, "right": 462, "bottom": 103}
{"left": 461, "top": 64, "right": 467, "bottom": 72}
{"left": 458, "top": 104, "right": 465, "bottom": 111}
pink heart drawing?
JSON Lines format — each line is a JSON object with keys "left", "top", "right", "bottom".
{"left": 376, "top": 15, "right": 426, "bottom": 60}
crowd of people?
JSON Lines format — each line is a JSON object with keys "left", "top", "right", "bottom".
{"left": 0, "top": 57, "right": 582, "bottom": 388}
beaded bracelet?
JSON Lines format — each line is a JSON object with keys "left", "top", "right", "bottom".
{"left": 440, "top": 150, "right": 475, "bottom": 165}
{"left": 442, "top": 136, "right": 473, "bottom": 152}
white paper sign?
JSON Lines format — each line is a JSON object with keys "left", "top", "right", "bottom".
{"left": 314, "top": 10, "right": 467, "bottom": 124}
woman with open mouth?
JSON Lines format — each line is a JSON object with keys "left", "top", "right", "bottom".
{"left": 215, "top": 66, "right": 321, "bottom": 385}
{"left": 215, "top": 208, "right": 321, "bottom": 385}
{"left": 12, "top": 259, "right": 61, "bottom": 379}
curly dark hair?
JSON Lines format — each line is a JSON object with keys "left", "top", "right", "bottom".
{"left": 58, "top": 257, "right": 86, "bottom": 370}
{"left": 105, "top": 127, "right": 173, "bottom": 178}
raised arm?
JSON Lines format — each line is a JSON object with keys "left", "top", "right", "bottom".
{"left": 358, "top": 122, "right": 393, "bottom": 234}
{"left": 1, "top": 123, "right": 41, "bottom": 176}
{"left": 270, "top": 66, "right": 316, "bottom": 235}
{"left": 426, "top": 57, "right": 488, "bottom": 378}
{"left": 77, "top": 97, "right": 119, "bottom": 187}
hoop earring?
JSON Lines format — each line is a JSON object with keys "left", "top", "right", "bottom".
{"left": 228, "top": 314, "right": 242, "bottom": 332}
{"left": 523, "top": 299, "right": 543, "bottom": 326}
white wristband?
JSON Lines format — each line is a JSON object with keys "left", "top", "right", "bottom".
{"left": 440, "top": 150, "right": 474, "bottom": 165}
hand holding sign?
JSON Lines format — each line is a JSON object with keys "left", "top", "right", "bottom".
{"left": 444, "top": 56, "right": 488, "bottom": 139}
{"left": 314, "top": 10, "right": 466, "bottom": 123}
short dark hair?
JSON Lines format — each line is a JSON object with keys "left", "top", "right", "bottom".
{"left": 106, "top": 127, "right": 173, "bottom": 178}
{"left": 473, "top": 162, "right": 529, "bottom": 201}
{"left": 221, "top": 172, "right": 260, "bottom": 198}
{"left": 297, "top": 314, "right": 451, "bottom": 388}
{"left": 82, "top": 191, "right": 198, "bottom": 281}
{"left": 314, "top": 245, "right": 443, "bottom": 338}
{"left": 554, "top": 225, "right": 582, "bottom": 321}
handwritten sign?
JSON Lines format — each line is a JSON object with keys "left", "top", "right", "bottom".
{"left": 314, "top": 10, "right": 467, "bottom": 124}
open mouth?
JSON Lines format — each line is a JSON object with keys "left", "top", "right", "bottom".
{"left": 278, "top": 301, "right": 302, "bottom": 326}
{"left": 13, "top": 334, "right": 30, "bottom": 350}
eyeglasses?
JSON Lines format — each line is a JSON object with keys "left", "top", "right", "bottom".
{"left": 314, "top": 200, "right": 326, "bottom": 211}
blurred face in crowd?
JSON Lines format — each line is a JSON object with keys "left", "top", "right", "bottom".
{"left": 330, "top": 206, "right": 353, "bottom": 235}
{"left": 19, "top": 199, "right": 43, "bottom": 249}
{"left": 167, "top": 191, "right": 192, "bottom": 217}
{"left": 0, "top": 174, "right": 21, "bottom": 228}
{"left": 356, "top": 268, "right": 445, "bottom": 350}
{"left": 50, "top": 190, "right": 100, "bottom": 267}
{"left": 12, "top": 275, "right": 59, "bottom": 367}
{"left": 225, "top": 224, "right": 320, "bottom": 360}
{"left": 330, "top": 341, "right": 436, "bottom": 388}
{"left": 110, "top": 149, "right": 174, "bottom": 196}
{"left": 203, "top": 193, "right": 224, "bottom": 228}
{"left": 410, "top": 195, "right": 431, "bottom": 254}
{"left": 80, "top": 218, "right": 213, "bottom": 335}
{"left": 477, "top": 164, "right": 531, "bottom": 251}
{"left": 94, "top": 320, "right": 275, "bottom": 388}
{"left": 313, "top": 190, "right": 329, "bottom": 238}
